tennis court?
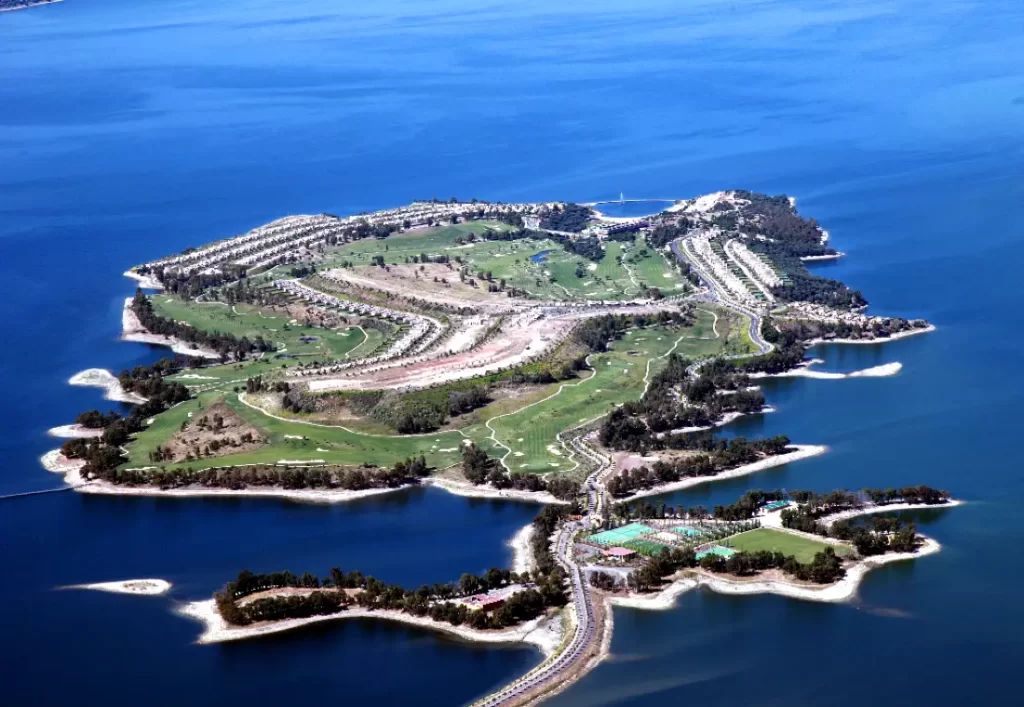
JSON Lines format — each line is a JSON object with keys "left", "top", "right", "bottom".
{"left": 588, "top": 523, "right": 656, "bottom": 546}
{"left": 696, "top": 546, "right": 737, "bottom": 560}
{"left": 669, "top": 527, "right": 705, "bottom": 538}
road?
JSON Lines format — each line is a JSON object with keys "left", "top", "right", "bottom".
{"left": 473, "top": 437, "right": 608, "bottom": 707}
{"left": 473, "top": 239, "right": 775, "bottom": 706}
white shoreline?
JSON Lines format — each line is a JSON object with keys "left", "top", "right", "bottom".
{"left": 47, "top": 424, "right": 104, "bottom": 439}
{"left": 803, "top": 324, "right": 936, "bottom": 347}
{"left": 800, "top": 253, "right": 845, "bottom": 262}
{"left": 63, "top": 579, "right": 171, "bottom": 596}
{"left": 819, "top": 499, "right": 964, "bottom": 527}
{"left": 616, "top": 444, "right": 828, "bottom": 502}
{"left": 122, "top": 297, "right": 220, "bottom": 359}
{"left": 178, "top": 598, "right": 561, "bottom": 654}
{"left": 751, "top": 361, "right": 902, "bottom": 380}
{"left": 509, "top": 523, "right": 537, "bottom": 575}
{"left": 612, "top": 537, "right": 942, "bottom": 607}
{"left": 123, "top": 269, "right": 164, "bottom": 290}
{"left": 40, "top": 449, "right": 86, "bottom": 474}
{"left": 425, "top": 476, "right": 567, "bottom": 505}
{"left": 68, "top": 368, "right": 147, "bottom": 404}
{"left": 51, "top": 466, "right": 411, "bottom": 503}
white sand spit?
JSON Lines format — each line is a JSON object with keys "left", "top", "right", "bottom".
{"left": 47, "top": 424, "right": 103, "bottom": 439}
{"left": 424, "top": 477, "right": 565, "bottom": 505}
{"left": 68, "top": 368, "right": 147, "bottom": 404}
{"left": 619, "top": 445, "right": 828, "bottom": 502}
{"left": 179, "top": 598, "right": 562, "bottom": 655}
{"left": 65, "top": 579, "right": 171, "bottom": 596}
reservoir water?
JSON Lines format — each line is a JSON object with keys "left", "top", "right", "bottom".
{"left": 2, "top": 0, "right": 1023, "bottom": 705}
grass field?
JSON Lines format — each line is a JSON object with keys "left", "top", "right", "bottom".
{"left": 150, "top": 296, "right": 369, "bottom": 360}
{"left": 121, "top": 390, "right": 504, "bottom": 471}
{"left": 470, "top": 326, "right": 685, "bottom": 473}
{"left": 724, "top": 528, "right": 849, "bottom": 563}
{"left": 320, "top": 223, "right": 684, "bottom": 301}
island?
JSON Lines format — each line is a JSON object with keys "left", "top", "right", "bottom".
{"left": 44, "top": 192, "right": 948, "bottom": 706}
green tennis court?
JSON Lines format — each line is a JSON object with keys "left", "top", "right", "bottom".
{"left": 588, "top": 523, "right": 655, "bottom": 546}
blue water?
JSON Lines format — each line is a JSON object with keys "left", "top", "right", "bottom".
{"left": 592, "top": 200, "right": 675, "bottom": 219}
{"left": 530, "top": 250, "right": 555, "bottom": 263}
{"left": 2, "top": 0, "right": 1024, "bottom": 705}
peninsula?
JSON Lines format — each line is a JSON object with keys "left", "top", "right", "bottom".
{"left": 44, "top": 192, "right": 947, "bottom": 706}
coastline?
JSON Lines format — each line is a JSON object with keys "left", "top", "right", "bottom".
{"left": 51, "top": 465, "right": 412, "bottom": 503}
{"left": 178, "top": 597, "right": 563, "bottom": 655}
{"left": 40, "top": 449, "right": 86, "bottom": 474}
{"left": 123, "top": 269, "right": 164, "bottom": 290}
{"left": 47, "top": 424, "right": 103, "bottom": 439}
{"left": 425, "top": 476, "right": 567, "bottom": 505}
{"left": 62, "top": 579, "right": 171, "bottom": 596}
{"left": 750, "top": 360, "right": 903, "bottom": 380}
{"left": 800, "top": 253, "right": 845, "bottom": 262}
{"left": 509, "top": 523, "right": 536, "bottom": 574}
{"left": 611, "top": 536, "right": 943, "bottom": 607}
{"left": 819, "top": 499, "right": 964, "bottom": 527}
{"left": 68, "top": 368, "right": 148, "bottom": 404}
{"left": 616, "top": 444, "right": 828, "bottom": 502}
{"left": 122, "top": 297, "right": 220, "bottom": 359}
{"left": 802, "top": 324, "right": 936, "bottom": 348}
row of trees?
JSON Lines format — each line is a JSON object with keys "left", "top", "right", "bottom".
{"left": 216, "top": 503, "right": 576, "bottom": 630}
{"left": 106, "top": 457, "right": 430, "bottom": 490}
{"left": 130, "top": 291, "right": 275, "bottom": 360}
{"left": 604, "top": 438, "right": 791, "bottom": 498}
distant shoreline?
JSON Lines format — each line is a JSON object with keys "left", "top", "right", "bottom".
{"left": 0, "top": 0, "right": 63, "bottom": 14}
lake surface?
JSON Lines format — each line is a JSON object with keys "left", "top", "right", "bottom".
{"left": 591, "top": 200, "right": 675, "bottom": 219}
{"left": 2, "top": 0, "right": 1023, "bottom": 705}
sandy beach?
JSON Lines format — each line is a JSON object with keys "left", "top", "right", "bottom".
{"left": 123, "top": 268, "right": 164, "bottom": 290}
{"left": 749, "top": 360, "right": 903, "bottom": 380}
{"left": 40, "top": 449, "right": 86, "bottom": 474}
{"left": 611, "top": 536, "right": 943, "bottom": 607}
{"left": 121, "top": 297, "right": 220, "bottom": 358}
{"left": 803, "top": 324, "right": 936, "bottom": 347}
{"left": 425, "top": 476, "right": 567, "bottom": 505}
{"left": 52, "top": 466, "right": 412, "bottom": 503}
{"left": 617, "top": 444, "right": 828, "bottom": 502}
{"left": 509, "top": 523, "right": 537, "bottom": 574}
{"left": 68, "top": 368, "right": 148, "bottom": 404}
{"left": 46, "top": 424, "right": 104, "bottom": 439}
{"left": 819, "top": 499, "right": 964, "bottom": 526}
{"left": 178, "top": 597, "right": 563, "bottom": 654}
{"left": 64, "top": 579, "right": 171, "bottom": 596}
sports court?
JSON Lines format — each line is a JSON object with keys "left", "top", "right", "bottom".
{"left": 696, "top": 546, "right": 737, "bottom": 560}
{"left": 588, "top": 523, "right": 656, "bottom": 546}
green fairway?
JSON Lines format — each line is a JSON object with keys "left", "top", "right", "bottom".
{"left": 723, "top": 528, "right": 849, "bottom": 563}
{"left": 150, "top": 296, "right": 369, "bottom": 360}
{"left": 320, "top": 223, "right": 685, "bottom": 301}
{"left": 122, "top": 391, "right": 503, "bottom": 472}
{"left": 476, "top": 326, "right": 687, "bottom": 473}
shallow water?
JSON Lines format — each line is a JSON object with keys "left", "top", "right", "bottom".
{"left": 2, "top": 0, "right": 1023, "bottom": 705}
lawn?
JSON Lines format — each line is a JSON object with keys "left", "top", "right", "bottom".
{"left": 150, "top": 295, "right": 369, "bottom": 360}
{"left": 320, "top": 224, "right": 686, "bottom": 302}
{"left": 473, "top": 326, "right": 687, "bottom": 473}
{"left": 723, "top": 528, "right": 850, "bottom": 563}
{"left": 121, "top": 390, "right": 504, "bottom": 472}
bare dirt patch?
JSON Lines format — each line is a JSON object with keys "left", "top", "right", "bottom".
{"left": 161, "top": 401, "right": 265, "bottom": 462}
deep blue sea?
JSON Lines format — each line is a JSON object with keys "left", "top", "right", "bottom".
{"left": 2, "top": 0, "right": 1023, "bottom": 705}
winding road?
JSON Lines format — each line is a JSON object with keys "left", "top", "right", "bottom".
{"left": 472, "top": 237, "right": 778, "bottom": 707}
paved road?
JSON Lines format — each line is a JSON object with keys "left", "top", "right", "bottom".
{"left": 474, "top": 438, "right": 608, "bottom": 707}
{"left": 474, "top": 240, "right": 777, "bottom": 706}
